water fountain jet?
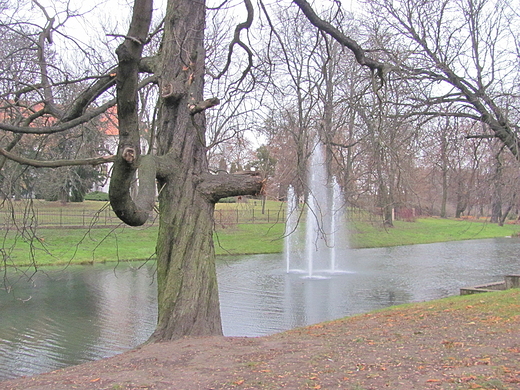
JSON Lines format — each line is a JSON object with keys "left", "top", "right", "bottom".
{"left": 284, "top": 143, "right": 348, "bottom": 278}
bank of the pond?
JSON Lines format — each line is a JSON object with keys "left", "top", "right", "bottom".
{"left": 2, "top": 289, "right": 519, "bottom": 390}
{"left": 2, "top": 217, "right": 520, "bottom": 267}
{"left": 349, "top": 217, "right": 520, "bottom": 248}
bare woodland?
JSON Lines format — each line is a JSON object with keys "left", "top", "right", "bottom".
{"left": 1, "top": 0, "right": 520, "bottom": 339}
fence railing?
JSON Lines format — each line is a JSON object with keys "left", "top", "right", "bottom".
{"left": 0, "top": 207, "right": 289, "bottom": 229}
{"left": 214, "top": 208, "right": 286, "bottom": 226}
{"left": 1, "top": 207, "right": 133, "bottom": 229}
{"left": 0, "top": 204, "right": 409, "bottom": 230}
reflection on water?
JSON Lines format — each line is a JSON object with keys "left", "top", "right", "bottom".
{"left": 0, "top": 263, "right": 157, "bottom": 380}
{"left": 1, "top": 237, "right": 519, "bottom": 380}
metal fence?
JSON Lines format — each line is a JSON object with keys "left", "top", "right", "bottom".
{"left": 0, "top": 203, "right": 407, "bottom": 230}
{"left": 214, "top": 208, "right": 286, "bottom": 227}
{"left": 0, "top": 207, "right": 131, "bottom": 229}
{"left": 0, "top": 207, "right": 288, "bottom": 229}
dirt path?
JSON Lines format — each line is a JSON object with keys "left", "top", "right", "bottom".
{"left": 2, "top": 290, "right": 520, "bottom": 390}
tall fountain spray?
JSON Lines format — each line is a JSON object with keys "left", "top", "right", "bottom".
{"left": 284, "top": 143, "right": 348, "bottom": 278}
{"left": 284, "top": 185, "right": 299, "bottom": 273}
{"left": 329, "top": 176, "right": 342, "bottom": 273}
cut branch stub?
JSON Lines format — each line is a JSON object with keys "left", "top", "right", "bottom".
{"left": 122, "top": 147, "right": 136, "bottom": 163}
{"left": 161, "top": 79, "right": 186, "bottom": 102}
{"left": 198, "top": 171, "right": 264, "bottom": 203}
{"left": 189, "top": 97, "right": 220, "bottom": 115}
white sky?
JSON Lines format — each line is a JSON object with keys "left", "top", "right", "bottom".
{"left": 28, "top": 0, "right": 360, "bottom": 40}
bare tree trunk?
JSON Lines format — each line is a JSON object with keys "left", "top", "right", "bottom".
{"left": 379, "top": 180, "right": 394, "bottom": 227}
{"left": 490, "top": 152, "right": 503, "bottom": 224}
{"left": 455, "top": 186, "right": 467, "bottom": 219}
{"left": 109, "top": 0, "right": 262, "bottom": 341}
{"left": 147, "top": 0, "right": 224, "bottom": 340}
{"left": 440, "top": 167, "right": 448, "bottom": 218}
{"left": 152, "top": 181, "right": 223, "bottom": 339}
{"left": 498, "top": 203, "right": 513, "bottom": 227}
{"left": 440, "top": 132, "right": 449, "bottom": 218}
{"left": 149, "top": 0, "right": 261, "bottom": 340}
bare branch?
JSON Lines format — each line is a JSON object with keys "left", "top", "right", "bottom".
{"left": 328, "top": 140, "right": 362, "bottom": 149}
{"left": 292, "top": 0, "right": 388, "bottom": 78}
{"left": 106, "top": 34, "right": 145, "bottom": 44}
{"left": 215, "top": 0, "right": 254, "bottom": 82}
{"left": 0, "top": 147, "right": 116, "bottom": 167}
{"left": 0, "top": 76, "right": 156, "bottom": 134}
{"left": 466, "top": 134, "right": 495, "bottom": 139}
{"left": 0, "top": 99, "right": 116, "bottom": 134}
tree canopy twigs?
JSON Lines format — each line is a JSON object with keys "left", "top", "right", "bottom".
{"left": 215, "top": 0, "right": 254, "bottom": 84}
{"left": 292, "top": 0, "right": 388, "bottom": 78}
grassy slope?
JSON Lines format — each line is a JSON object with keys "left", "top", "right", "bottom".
{"left": 2, "top": 288, "right": 519, "bottom": 390}
{"left": 349, "top": 217, "right": 520, "bottom": 248}
{"left": 1, "top": 224, "right": 286, "bottom": 267}
{"left": 2, "top": 200, "right": 520, "bottom": 267}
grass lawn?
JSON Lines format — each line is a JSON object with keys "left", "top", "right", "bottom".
{"left": 1, "top": 223, "right": 286, "bottom": 267}
{"left": 349, "top": 217, "right": 520, "bottom": 248}
{"left": 2, "top": 200, "right": 520, "bottom": 267}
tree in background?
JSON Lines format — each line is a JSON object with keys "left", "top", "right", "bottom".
{"left": 363, "top": 0, "right": 520, "bottom": 159}
{"left": 250, "top": 144, "right": 277, "bottom": 213}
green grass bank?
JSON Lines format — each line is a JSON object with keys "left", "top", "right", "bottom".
{"left": 1, "top": 200, "right": 520, "bottom": 267}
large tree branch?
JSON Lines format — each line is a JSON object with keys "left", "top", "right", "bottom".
{"left": 0, "top": 76, "right": 156, "bottom": 135}
{"left": 0, "top": 134, "right": 23, "bottom": 171}
{"left": 62, "top": 57, "right": 156, "bottom": 121}
{"left": 109, "top": 0, "right": 154, "bottom": 227}
{"left": 0, "top": 100, "right": 116, "bottom": 134}
{"left": 61, "top": 72, "right": 117, "bottom": 122}
{"left": 198, "top": 171, "right": 264, "bottom": 203}
{"left": 110, "top": 153, "right": 157, "bottom": 226}
{"left": 392, "top": 12, "right": 520, "bottom": 159}
{"left": 292, "top": 0, "right": 388, "bottom": 77}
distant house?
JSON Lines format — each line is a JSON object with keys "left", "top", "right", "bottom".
{"left": 0, "top": 101, "right": 149, "bottom": 194}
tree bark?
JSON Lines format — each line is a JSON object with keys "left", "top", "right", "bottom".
{"left": 109, "top": 0, "right": 154, "bottom": 227}
{"left": 490, "top": 152, "right": 503, "bottom": 224}
{"left": 145, "top": 0, "right": 262, "bottom": 341}
{"left": 103, "top": 0, "right": 262, "bottom": 341}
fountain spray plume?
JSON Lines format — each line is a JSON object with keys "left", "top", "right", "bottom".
{"left": 284, "top": 143, "right": 349, "bottom": 278}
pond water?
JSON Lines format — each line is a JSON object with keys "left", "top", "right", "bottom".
{"left": 1, "top": 237, "right": 519, "bottom": 381}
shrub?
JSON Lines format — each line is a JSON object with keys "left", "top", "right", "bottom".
{"left": 84, "top": 191, "right": 110, "bottom": 201}
{"left": 218, "top": 197, "right": 237, "bottom": 203}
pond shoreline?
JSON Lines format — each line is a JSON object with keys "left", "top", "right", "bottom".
{"left": 2, "top": 289, "right": 519, "bottom": 390}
